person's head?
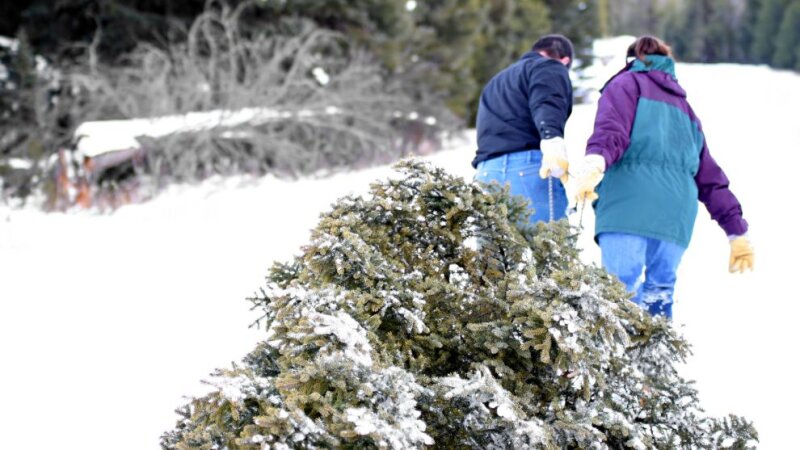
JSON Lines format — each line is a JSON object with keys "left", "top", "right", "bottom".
{"left": 532, "top": 34, "right": 574, "bottom": 68}
{"left": 627, "top": 35, "right": 673, "bottom": 63}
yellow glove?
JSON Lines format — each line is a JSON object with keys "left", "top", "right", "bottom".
{"left": 539, "top": 137, "right": 569, "bottom": 183}
{"left": 729, "top": 235, "right": 754, "bottom": 273}
{"left": 572, "top": 154, "right": 606, "bottom": 203}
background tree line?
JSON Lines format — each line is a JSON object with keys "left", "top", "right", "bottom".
{"left": 0, "top": 0, "right": 598, "bottom": 121}
{"left": 599, "top": 0, "right": 800, "bottom": 70}
{"left": 0, "top": 0, "right": 598, "bottom": 207}
{"left": 2, "top": 0, "right": 799, "bottom": 207}
{"left": 2, "top": 0, "right": 798, "bottom": 126}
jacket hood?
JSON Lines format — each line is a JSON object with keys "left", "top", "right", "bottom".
{"left": 600, "top": 55, "right": 686, "bottom": 98}
{"left": 630, "top": 55, "right": 686, "bottom": 98}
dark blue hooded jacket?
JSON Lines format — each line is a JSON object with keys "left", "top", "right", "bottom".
{"left": 473, "top": 52, "right": 573, "bottom": 168}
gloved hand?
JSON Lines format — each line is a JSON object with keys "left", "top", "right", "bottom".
{"left": 728, "top": 235, "right": 754, "bottom": 273}
{"left": 572, "top": 154, "right": 606, "bottom": 203}
{"left": 539, "top": 137, "right": 569, "bottom": 183}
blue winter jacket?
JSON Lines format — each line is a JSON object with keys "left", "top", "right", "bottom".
{"left": 473, "top": 52, "right": 573, "bottom": 168}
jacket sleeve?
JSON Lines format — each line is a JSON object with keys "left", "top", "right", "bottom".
{"left": 585, "top": 74, "right": 639, "bottom": 169}
{"left": 528, "top": 62, "right": 571, "bottom": 140}
{"left": 694, "top": 137, "right": 749, "bottom": 236}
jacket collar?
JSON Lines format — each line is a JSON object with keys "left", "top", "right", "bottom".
{"left": 629, "top": 55, "right": 676, "bottom": 78}
{"left": 632, "top": 55, "right": 685, "bottom": 97}
{"left": 600, "top": 54, "right": 685, "bottom": 97}
{"left": 520, "top": 51, "right": 543, "bottom": 62}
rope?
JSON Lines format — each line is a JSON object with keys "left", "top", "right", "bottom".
{"left": 547, "top": 169, "right": 587, "bottom": 231}
{"left": 548, "top": 175, "right": 554, "bottom": 222}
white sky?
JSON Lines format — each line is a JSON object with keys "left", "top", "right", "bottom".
{"left": 1, "top": 59, "right": 799, "bottom": 449}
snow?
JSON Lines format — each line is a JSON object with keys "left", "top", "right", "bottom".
{"left": 0, "top": 35, "right": 19, "bottom": 52}
{"left": 74, "top": 107, "right": 281, "bottom": 156}
{"left": 440, "top": 366, "right": 549, "bottom": 445}
{"left": 311, "top": 67, "right": 330, "bottom": 86}
{"left": 344, "top": 367, "right": 433, "bottom": 449}
{"left": 73, "top": 105, "right": 344, "bottom": 157}
{"left": 308, "top": 311, "right": 373, "bottom": 367}
{"left": 574, "top": 34, "right": 635, "bottom": 102}
{"left": 441, "top": 366, "right": 520, "bottom": 420}
{"left": 1, "top": 58, "right": 800, "bottom": 449}
{"left": 5, "top": 158, "right": 34, "bottom": 170}
{"left": 211, "top": 373, "right": 271, "bottom": 404}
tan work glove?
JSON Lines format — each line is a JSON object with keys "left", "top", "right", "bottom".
{"left": 539, "top": 137, "right": 569, "bottom": 183}
{"left": 728, "top": 235, "right": 754, "bottom": 273}
{"left": 572, "top": 154, "right": 606, "bottom": 203}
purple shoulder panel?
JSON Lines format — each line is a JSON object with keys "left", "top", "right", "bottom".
{"left": 585, "top": 72, "right": 640, "bottom": 167}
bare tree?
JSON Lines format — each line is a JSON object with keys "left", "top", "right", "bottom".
{"left": 58, "top": 1, "right": 455, "bottom": 208}
{"left": 1, "top": 0, "right": 458, "bottom": 210}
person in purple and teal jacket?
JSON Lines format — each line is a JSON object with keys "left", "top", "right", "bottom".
{"left": 572, "top": 36, "right": 755, "bottom": 320}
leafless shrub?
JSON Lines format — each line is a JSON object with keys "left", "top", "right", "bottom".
{"left": 73, "top": 0, "right": 453, "bottom": 190}
{"left": 2, "top": 1, "right": 459, "bottom": 208}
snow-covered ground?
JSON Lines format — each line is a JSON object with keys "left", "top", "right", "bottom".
{"left": 1, "top": 61, "right": 799, "bottom": 449}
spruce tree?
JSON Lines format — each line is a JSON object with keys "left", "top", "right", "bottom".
{"left": 468, "top": 0, "right": 550, "bottom": 122}
{"left": 773, "top": 0, "right": 800, "bottom": 68}
{"left": 254, "top": 0, "right": 482, "bottom": 120}
{"left": 0, "top": 29, "right": 56, "bottom": 201}
{"left": 597, "top": 0, "right": 610, "bottom": 37}
{"left": 751, "top": 0, "right": 790, "bottom": 64}
{"left": 254, "top": 0, "right": 414, "bottom": 74}
{"left": 404, "top": 0, "right": 484, "bottom": 119}
{"left": 11, "top": 30, "right": 37, "bottom": 129}
{"left": 738, "top": 0, "right": 762, "bottom": 63}
{"left": 796, "top": 44, "right": 800, "bottom": 71}
{"left": 544, "top": 0, "right": 599, "bottom": 67}
{"left": 706, "top": 0, "right": 747, "bottom": 62}
{"left": 670, "top": 0, "right": 712, "bottom": 62}
{"left": 162, "top": 161, "right": 758, "bottom": 449}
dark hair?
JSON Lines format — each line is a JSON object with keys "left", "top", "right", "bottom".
{"left": 599, "top": 36, "right": 673, "bottom": 93}
{"left": 532, "top": 34, "right": 574, "bottom": 68}
{"left": 627, "top": 35, "right": 673, "bottom": 63}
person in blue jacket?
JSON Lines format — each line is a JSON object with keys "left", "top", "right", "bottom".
{"left": 474, "top": 34, "right": 574, "bottom": 224}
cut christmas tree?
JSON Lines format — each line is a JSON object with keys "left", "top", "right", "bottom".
{"left": 162, "top": 160, "right": 757, "bottom": 450}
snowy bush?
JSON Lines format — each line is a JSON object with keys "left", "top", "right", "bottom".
{"left": 73, "top": 5, "right": 455, "bottom": 187}
{"left": 162, "top": 160, "right": 757, "bottom": 449}
{"left": 2, "top": 3, "right": 458, "bottom": 209}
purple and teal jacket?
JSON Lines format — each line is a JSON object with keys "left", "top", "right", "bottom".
{"left": 586, "top": 55, "right": 748, "bottom": 247}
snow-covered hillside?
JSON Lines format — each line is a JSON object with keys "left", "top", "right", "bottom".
{"left": 1, "top": 60, "right": 799, "bottom": 449}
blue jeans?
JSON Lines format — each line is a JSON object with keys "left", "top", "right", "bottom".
{"left": 598, "top": 232, "right": 686, "bottom": 319}
{"left": 475, "top": 150, "right": 568, "bottom": 224}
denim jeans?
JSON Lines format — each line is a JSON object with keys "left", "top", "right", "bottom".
{"left": 598, "top": 232, "right": 686, "bottom": 319}
{"left": 475, "top": 150, "right": 568, "bottom": 224}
